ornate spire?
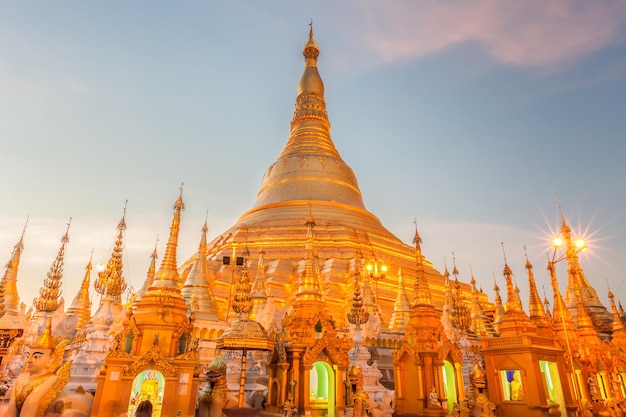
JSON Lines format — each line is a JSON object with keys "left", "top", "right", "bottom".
{"left": 524, "top": 248, "right": 552, "bottom": 336}
{"left": 412, "top": 220, "right": 431, "bottom": 305}
{"left": 470, "top": 287, "right": 496, "bottom": 337}
{"left": 347, "top": 265, "right": 369, "bottom": 346}
{"left": 182, "top": 220, "right": 220, "bottom": 321}
{"left": 250, "top": 246, "right": 269, "bottom": 320}
{"left": 389, "top": 267, "right": 411, "bottom": 332}
{"left": 94, "top": 207, "right": 128, "bottom": 298}
{"left": 497, "top": 245, "right": 536, "bottom": 336}
{"left": 492, "top": 277, "right": 505, "bottom": 334}
{"left": 231, "top": 243, "right": 252, "bottom": 317}
{"left": 1, "top": 216, "right": 28, "bottom": 319}
{"left": 608, "top": 289, "right": 626, "bottom": 347}
{"left": 135, "top": 237, "right": 159, "bottom": 302}
{"left": 67, "top": 255, "right": 93, "bottom": 329}
{"left": 35, "top": 220, "right": 70, "bottom": 313}
{"left": 450, "top": 254, "right": 470, "bottom": 332}
{"left": 294, "top": 211, "right": 324, "bottom": 305}
{"left": 149, "top": 187, "right": 185, "bottom": 293}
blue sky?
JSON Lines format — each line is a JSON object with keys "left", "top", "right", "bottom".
{"left": 1, "top": 1, "right": 626, "bottom": 313}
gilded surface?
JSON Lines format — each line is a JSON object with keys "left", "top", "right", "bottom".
{"left": 123, "top": 341, "right": 178, "bottom": 377}
{"left": 37, "top": 360, "right": 72, "bottom": 417}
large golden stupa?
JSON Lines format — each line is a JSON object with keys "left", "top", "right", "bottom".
{"left": 180, "top": 28, "right": 486, "bottom": 327}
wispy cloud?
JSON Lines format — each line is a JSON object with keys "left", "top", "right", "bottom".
{"left": 351, "top": 0, "right": 626, "bottom": 68}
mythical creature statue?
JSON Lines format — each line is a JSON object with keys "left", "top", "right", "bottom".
{"left": 196, "top": 356, "right": 238, "bottom": 417}
{"left": 346, "top": 364, "right": 383, "bottom": 417}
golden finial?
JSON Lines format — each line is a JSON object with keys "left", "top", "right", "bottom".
{"left": 525, "top": 244, "right": 547, "bottom": 321}
{"left": 451, "top": 252, "right": 459, "bottom": 277}
{"left": 150, "top": 189, "right": 185, "bottom": 291}
{"left": 94, "top": 206, "right": 128, "bottom": 298}
{"left": 35, "top": 219, "right": 71, "bottom": 313}
{"left": 413, "top": 219, "right": 431, "bottom": 305}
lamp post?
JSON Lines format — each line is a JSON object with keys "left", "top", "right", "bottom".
{"left": 365, "top": 260, "right": 387, "bottom": 304}
{"left": 547, "top": 235, "right": 586, "bottom": 417}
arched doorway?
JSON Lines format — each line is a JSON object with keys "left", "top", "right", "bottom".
{"left": 309, "top": 361, "right": 335, "bottom": 417}
{"left": 128, "top": 370, "right": 165, "bottom": 417}
{"left": 442, "top": 360, "right": 457, "bottom": 414}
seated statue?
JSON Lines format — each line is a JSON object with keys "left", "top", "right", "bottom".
{"left": 5, "top": 317, "right": 71, "bottom": 417}
{"left": 346, "top": 364, "right": 383, "bottom": 417}
{"left": 196, "top": 356, "right": 238, "bottom": 417}
{"left": 428, "top": 386, "right": 440, "bottom": 408}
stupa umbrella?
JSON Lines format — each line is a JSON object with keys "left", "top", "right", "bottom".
{"left": 216, "top": 247, "right": 274, "bottom": 416}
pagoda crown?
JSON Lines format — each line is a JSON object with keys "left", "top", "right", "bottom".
{"left": 248, "top": 25, "right": 367, "bottom": 214}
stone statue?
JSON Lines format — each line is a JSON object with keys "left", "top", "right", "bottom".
{"left": 196, "top": 356, "right": 238, "bottom": 417}
{"left": 587, "top": 373, "right": 600, "bottom": 402}
{"left": 428, "top": 386, "right": 440, "bottom": 408}
{"left": 5, "top": 318, "right": 71, "bottom": 417}
{"left": 346, "top": 364, "right": 384, "bottom": 417}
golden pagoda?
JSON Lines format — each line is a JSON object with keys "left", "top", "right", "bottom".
{"left": 179, "top": 26, "right": 488, "bottom": 335}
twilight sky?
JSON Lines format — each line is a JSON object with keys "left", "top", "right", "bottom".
{"left": 1, "top": 1, "right": 626, "bottom": 314}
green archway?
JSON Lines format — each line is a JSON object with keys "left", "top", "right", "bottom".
{"left": 443, "top": 360, "right": 457, "bottom": 414}
{"left": 310, "top": 361, "right": 335, "bottom": 417}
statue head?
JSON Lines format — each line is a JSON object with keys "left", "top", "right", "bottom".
{"left": 26, "top": 317, "right": 65, "bottom": 375}
{"left": 206, "top": 356, "right": 227, "bottom": 386}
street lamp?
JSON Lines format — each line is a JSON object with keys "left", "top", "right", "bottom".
{"left": 547, "top": 235, "right": 586, "bottom": 417}
{"left": 365, "top": 260, "right": 387, "bottom": 303}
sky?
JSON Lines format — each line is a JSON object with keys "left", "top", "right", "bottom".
{"left": 1, "top": 1, "right": 626, "bottom": 315}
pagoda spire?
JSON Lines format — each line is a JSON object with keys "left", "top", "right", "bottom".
{"left": 524, "top": 247, "right": 552, "bottom": 336}
{"left": 389, "top": 267, "right": 411, "bottom": 332}
{"left": 35, "top": 219, "right": 71, "bottom": 314}
{"left": 293, "top": 211, "right": 324, "bottom": 305}
{"left": 250, "top": 246, "right": 269, "bottom": 320}
{"left": 470, "top": 285, "right": 496, "bottom": 337}
{"left": 608, "top": 288, "right": 626, "bottom": 347}
{"left": 67, "top": 254, "right": 93, "bottom": 329}
{"left": 497, "top": 245, "right": 536, "bottom": 337}
{"left": 492, "top": 276, "right": 505, "bottom": 334}
{"left": 412, "top": 220, "right": 431, "bottom": 305}
{"left": 182, "top": 220, "right": 220, "bottom": 321}
{"left": 149, "top": 187, "right": 185, "bottom": 294}
{"left": 94, "top": 207, "right": 128, "bottom": 299}
{"left": 249, "top": 25, "right": 367, "bottom": 214}
{"left": 135, "top": 237, "right": 159, "bottom": 302}
{"left": 1, "top": 216, "right": 28, "bottom": 320}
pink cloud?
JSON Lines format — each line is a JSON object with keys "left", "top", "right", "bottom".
{"left": 353, "top": 0, "right": 626, "bottom": 68}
